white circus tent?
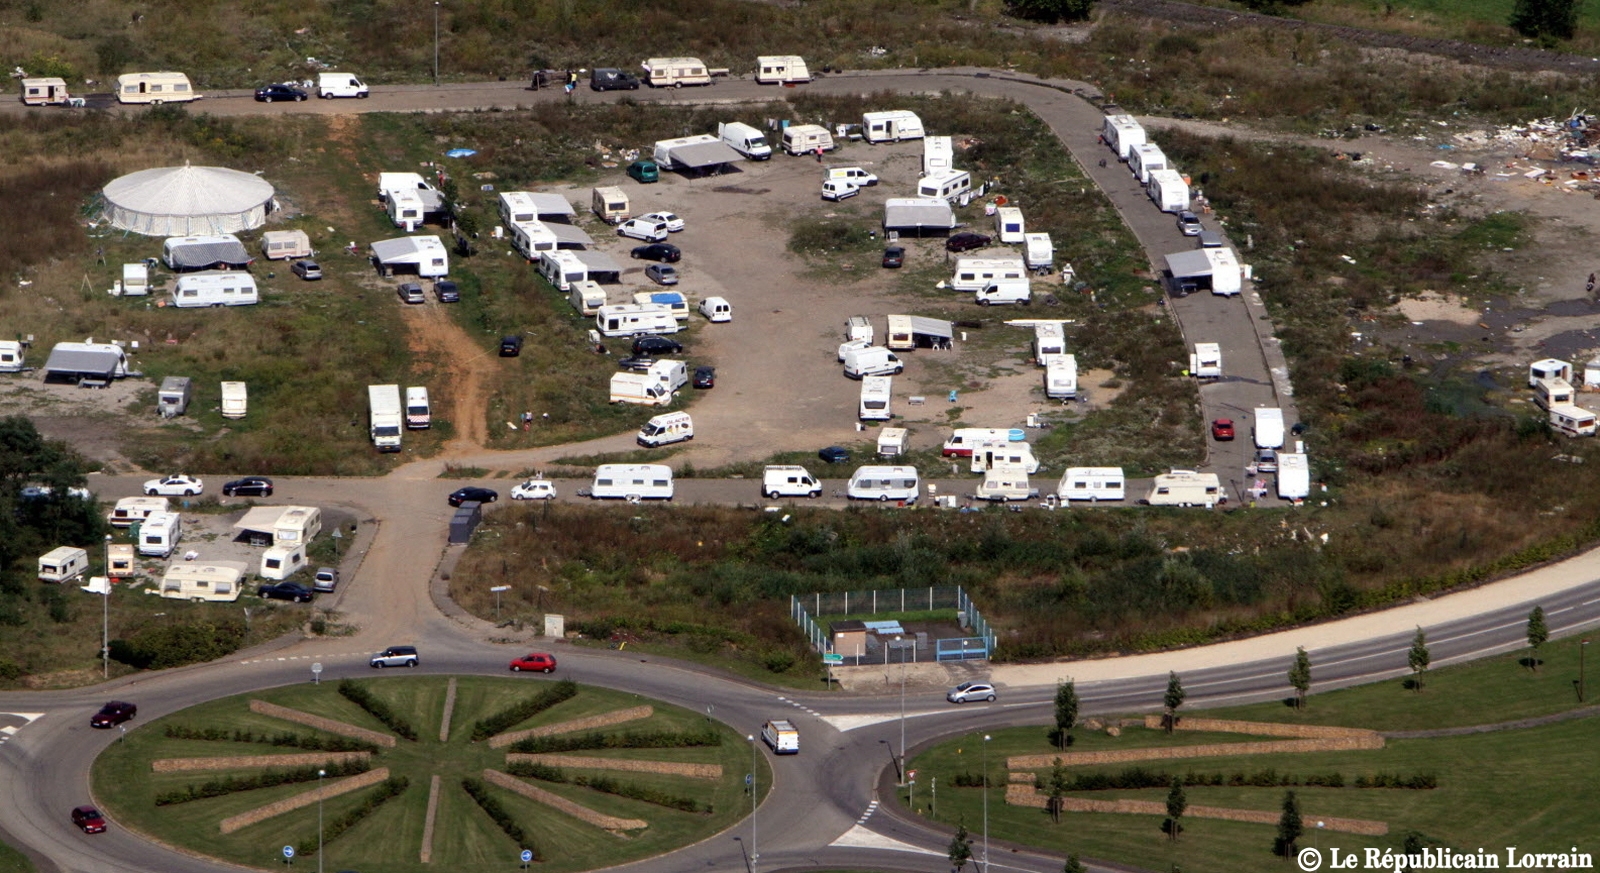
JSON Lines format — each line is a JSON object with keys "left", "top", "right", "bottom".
{"left": 101, "top": 164, "right": 275, "bottom": 236}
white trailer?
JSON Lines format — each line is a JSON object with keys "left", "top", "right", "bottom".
{"left": 1529, "top": 358, "right": 1572, "bottom": 388}
{"left": 260, "top": 543, "right": 308, "bottom": 581}
{"left": 994, "top": 207, "right": 1025, "bottom": 244}
{"left": 859, "top": 376, "right": 893, "bottom": 421}
{"left": 916, "top": 170, "right": 971, "bottom": 204}
{"left": 1044, "top": 353, "right": 1078, "bottom": 400}
{"left": 1128, "top": 143, "right": 1168, "bottom": 184}
{"left": 1102, "top": 114, "right": 1146, "bottom": 160}
{"left": 642, "top": 57, "right": 711, "bottom": 88}
{"left": 138, "top": 511, "right": 182, "bottom": 558}
{"left": 108, "top": 544, "right": 137, "bottom": 578}
{"left": 109, "top": 496, "right": 169, "bottom": 527}
{"left": 1536, "top": 378, "right": 1578, "bottom": 410}
{"left": 596, "top": 304, "right": 681, "bottom": 338}
{"left": 846, "top": 316, "right": 874, "bottom": 344}
{"left": 943, "top": 428, "right": 1018, "bottom": 457}
{"left": 1058, "top": 467, "right": 1125, "bottom": 502}
{"left": 590, "top": 464, "right": 674, "bottom": 500}
{"left": 718, "top": 121, "right": 772, "bottom": 160}
{"left": 220, "top": 381, "right": 248, "bottom": 419}
{"left": 1146, "top": 169, "right": 1190, "bottom": 213}
{"left": 1145, "top": 470, "right": 1224, "bottom": 507}
{"left": 38, "top": 547, "right": 89, "bottom": 583}
{"left": 273, "top": 507, "right": 322, "bottom": 545}
{"left": 171, "top": 271, "right": 259, "bottom": 308}
{"left": 1253, "top": 407, "right": 1285, "bottom": 449}
{"left": 1024, "top": 233, "right": 1054, "bottom": 272}
{"left": 368, "top": 384, "right": 402, "bottom": 452}
{"left": 405, "top": 387, "right": 431, "bottom": 429}
{"left": 591, "top": 186, "right": 630, "bottom": 224}
{"left": 159, "top": 561, "right": 248, "bottom": 602}
{"left": 633, "top": 290, "right": 689, "bottom": 321}
{"left": 157, "top": 376, "right": 192, "bottom": 417}
{"left": 847, "top": 466, "right": 920, "bottom": 502}
{"left": 538, "top": 250, "right": 587, "bottom": 292}
{"left": 1277, "top": 453, "right": 1310, "bottom": 502}
{"left": 951, "top": 256, "right": 1026, "bottom": 292}
{"left": 387, "top": 188, "right": 426, "bottom": 231}
{"left": 755, "top": 55, "right": 811, "bottom": 84}
{"left": 260, "top": 230, "right": 313, "bottom": 260}
{"left": 116, "top": 71, "right": 198, "bottom": 104}
{"left": 974, "top": 466, "right": 1039, "bottom": 502}
{"left": 1190, "top": 343, "right": 1222, "bottom": 380}
{"left": 1206, "top": 247, "right": 1243, "bottom": 297}
{"left": 569, "top": 280, "right": 607, "bottom": 316}
{"left": 971, "top": 441, "right": 1039, "bottom": 474}
{"left": 877, "top": 427, "right": 907, "bottom": 457}
{"left": 0, "top": 340, "right": 26, "bottom": 372}
{"left": 863, "top": 110, "right": 925, "bottom": 143}
{"left": 923, "top": 135, "right": 954, "bottom": 175}
{"left": 1033, "top": 323, "right": 1066, "bottom": 364}
{"left": 21, "top": 77, "right": 71, "bottom": 106}
{"left": 511, "top": 219, "right": 558, "bottom": 261}
{"left": 781, "top": 124, "right": 834, "bottom": 155}
{"left": 1550, "top": 403, "right": 1598, "bottom": 437}
{"left": 117, "top": 262, "right": 150, "bottom": 296}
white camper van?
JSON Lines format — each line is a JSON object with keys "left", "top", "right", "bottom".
{"left": 699, "top": 296, "right": 732, "bottom": 323}
{"left": 1102, "top": 114, "right": 1146, "bottom": 160}
{"left": 718, "top": 121, "right": 773, "bottom": 160}
{"left": 109, "top": 496, "right": 169, "bottom": 527}
{"left": 1190, "top": 343, "right": 1222, "bottom": 380}
{"left": 974, "top": 466, "right": 1039, "bottom": 502}
{"left": 994, "top": 207, "right": 1025, "bottom": 244}
{"left": 1145, "top": 470, "right": 1224, "bottom": 507}
{"left": 260, "top": 543, "right": 308, "bottom": 581}
{"left": 1146, "top": 169, "right": 1191, "bottom": 213}
{"left": 538, "top": 250, "right": 587, "bottom": 292}
{"left": 317, "top": 72, "right": 369, "bottom": 98}
{"left": 221, "top": 382, "right": 248, "bottom": 420}
{"left": 139, "top": 511, "right": 182, "bottom": 558}
{"left": 782, "top": 124, "right": 835, "bottom": 155}
{"left": 1277, "top": 453, "right": 1311, "bottom": 502}
{"left": 763, "top": 465, "right": 821, "bottom": 499}
{"left": 260, "top": 230, "right": 313, "bottom": 260}
{"left": 917, "top": 170, "right": 971, "bottom": 204}
{"left": 1044, "top": 353, "right": 1078, "bottom": 400}
{"left": 405, "top": 387, "right": 431, "bottom": 429}
{"left": 116, "top": 71, "right": 198, "bottom": 104}
{"left": 842, "top": 346, "right": 903, "bottom": 379}
{"left": 1253, "top": 407, "right": 1285, "bottom": 449}
{"left": 642, "top": 57, "right": 711, "bottom": 88}
{"left": 569, "top": 280, "right": 608, "bottom": 316}
{"left": 971, "top": 442, "right": 1039, "bottom": 474}
{"left": 923, "top": 135, "right": 954, "bottom": 175}
{"left": 596, "top": 304, "right": 681, "bottom": 338}
{"left": 847, "top": 466, "right": 920, "bottom": 502}
{"left": 1058, "top": 467, "right": 1126, "bottom": 502}
{"left": 38, "top": 547, "right": 89, "bottom": 583}
{"left": 863, "top": 110, "right": 925, "bottom": 143}
{"left": 974, "top": 280, "right": 1031, "bottom": 306}
{"left": 951, "top": 257, "right": 1026, "bottom": 292}
{"left": 171, "top": 271, "right": 259, "bottom": 308}
{"left": 590, "top": 464, "right": 675, "bottom": 500}
{"left": 612, "top": 361, "right": 688, "bottom": 406}
{"left": 755, "top": 56, "right": 811, "bottom": 84}
{"left": 159, "top": 561, "right": 248, "bottom": 602}
{"left": 637, "top": 411, "right": 694, "bottom": 447}
{"left": 1128, "top": 143, "right": 1168, "bottom": 184}
{"left": 1033, "top": 324, "right": 1066, "bottom": 363}
{"left": 592, "top": 186, "right": 631, "bottom": 224}
{"left": 1549, "top": 403, "right": 1598, "bottom": 437}
{"left": 859, "top": 376, "right": 893, "bottom": 421}
{"left": 943, "top": 428, "right": 1017, "bottom": 457}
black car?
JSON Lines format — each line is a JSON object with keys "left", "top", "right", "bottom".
{"left": 222, "top": 477, "right": 274, "bottom": 497}
{"left": 257, "top": 582, "right": 314, "bottom": 603}
{"left": 499, "top": 335, "right": 523, "bottom": 357}
{"left": 449, "top": 486, "right": 499, "bottom": 507}
{"left": 434, "top": 280, "right": 459, "bottom": 303}
{"left": 618, "top": 355, "right": 657, "bottom": 372}
{"left": 631, "top": 336, "right": 683, "bottom": 356}
{"left": 818, "top": 446, "right": 852, "bottom": 464}
{"left": 255, "top": 83, "right": 308, "bottom": 102}
{"left": 882, "top": 246, "right": 905, "bottom": 269}
{"left": 90, "top": 701, "right": 136, "bottom": 729}
{"left": 630, "top": 243, "right": 681, "bottom": 263}
{"left": 693, "top": 366, "right": 716, "bottom": 389}
{"left": 590, "top": 68, "right": 641, "bottom": 91}
{"left": 945, "top": 232, "right": 993, "bottom": 253}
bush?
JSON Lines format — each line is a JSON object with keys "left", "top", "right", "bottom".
{"left": 504, "top": 762, "right": 706, "bottom": 812}
{"left": 470, "top": 679, "right": 577, "bottom": 742}
{"left": 108, "top": 620, "right": 248, "bottom": 670}
{"left": 299, "top": 776, "right": 408, "bottom": 856}
{"left": 1053, "top": 768, "right": 1434, "bottom": 791}
{"left": 0, "top": 658, "right": 21, "bottom": 680}
{"left": 337, "top": 680, "right": 418, "bottom": 741}
{"left": 786, "top": 218, "right": 879, "bottom": 257}
{"left": 509, "top": 727, "right": 721, "bottom": 755}
{"left": 155, "top": 760, "right": 371, "bottom": 805}
{"left": 461, "top": 778, "right": 540, "bottom": 859}
{"left": 161, "top": 725, "right": 379, "bottom": 753}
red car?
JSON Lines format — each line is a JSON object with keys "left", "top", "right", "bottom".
{"left": 509, "top": 653, "right": 558, "bottom": 673}
{"left": 1211, "top": 418, "right": 1235, "bottom": 441}
{"left": 72, "top": 806, "right": 107, "bottom": 834}
{"left": 90, "top": 701, "right": 136, "bottom": 728}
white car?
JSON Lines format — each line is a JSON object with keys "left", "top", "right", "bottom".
{"left": 144, "top": 474, "right": 204, "bottom": 496}
{"left": 946, "top": 681, "right": 997, "bottom": 704}
{"left": 616, "top": 218, "right": 669, "bottom": 243}
{"left": 638, "top": 211, "right": 685, "bottom": 232}
{"left": 821, "top": 179, "right": 859, "bottom": 202}
{"left": 510, "top": 478, "right": 558, "bottom": 501}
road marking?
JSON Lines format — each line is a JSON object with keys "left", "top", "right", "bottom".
{"left": 0, "top": 712, "right": 45, "bottom": 745}
{"left": 777, "top": 696, "right": 822, "bottom": 718}
{"left": 857, "top": 800, "right": 880, "bottom": 824}
{"left": 828, "top": 822, "right": 937, "bottom": 855}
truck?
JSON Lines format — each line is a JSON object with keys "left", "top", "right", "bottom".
{"left": 220, "top": 381, "right": 248, "bottom": 419}
{"left": 717, "top": 121, "right": 772, "bottom": 160}
{"left": 761, "top": 719, "right": 799, "bottom": 754}
{"left": 1144, "top": 470, "right": 1224, "bottom": 507}
{"left": 863, "top": 110, "right": 925, "bottom": 143}
{"left": 1252, "top": 407, "right": 1285, "bottom": 449}
{"left": 1044, "top": 353, "right": 1078, "bottom": 400}
{"left": 1190, "top": 343, "right": 1222, "bottom": 380}
{"left": 317, "top": 72, "right": 368, "bottom": 98}
{"left": 368, "top": 385, "right": 403, "bottom": 453}
{"left": 157, "top": 376, "right": 192, "bottom": 418}
{"left": 859, "top": 376, "right": 893, "bottom": 421}
{"left": 842, "top": 346, "right": 903, "bottom": 379}
{"left": 611, "top": 361, "right": 688, "bottom": 406}
{"left": 1277, "top": 453, "right": 1311, "bottom": 502}
{"left": 405, "top": 387, "right": 431, "bottom": 429}
{"left": 1146, "top": 169, "right": 1191, "bottom": 213}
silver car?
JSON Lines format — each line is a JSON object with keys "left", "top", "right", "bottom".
{"left": 946, "top": 681, "right": 997, "bottom": 704}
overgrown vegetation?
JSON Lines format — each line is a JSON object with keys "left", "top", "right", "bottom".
{"left": 337, "top": 680, "right": 418, "bottom": 741}
{"left": 469, "top": 679, "right": 578, "bottom": 742}
{"left": 108, "top": 619, "right": 249, "bottom": 670}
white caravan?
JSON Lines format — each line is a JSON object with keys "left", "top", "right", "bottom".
{"left": 1277, "top": 453, "right": 1311, "bottom": 502}
{"left": 569, "top": 280, "right": 608, "bottom": 316}
{"left": 596, "top": 304, "right": 681, "bottom": 338}
{"left": 611, "top": 361, "right": 688, "bottom": 406}
{"left": 1128, "top": 143, "right": 1168, "bottom": 184}
{"left": 38, "top": 547, "right": 89, "bottom": 583}
{"left": 1536, "top": 377, "right": 1577, "bottom": 410}
{"left": 108, "top": 544, "right": 136, "bottom": 578}
{"left": 317, "top": 72, "right": 369, "bottom": 98}
{"left": 847, "top": 466, "right": 920, "bottom": 502}
{"left": 1058, "top": 467, "right": 1126, "bottom": 502}
{"left": 21, "top": 77, "right": 71, "bottom": 106}
{"left": 272, "top": 507, "right": 322, "bottom": 545}
{"left": 951, "top": 256, "right": 1026, "bottom": 292}
{"left": 387, "top": 188, "right": 426, "bottom": 231}
{"left": 109, "top": 496, "right": 169, "bottom": 527}
{"left": 943, "top": 428, "right": 1017, "bottom": 457}
{"left": 0, "top": 341, "right": 26, "bottom": 372}
{"left": 755, "top": 56, "right": 811, "bottom": 84}
{"left": 1206, "top": 247, "right": 1243, "bottom": 296}
{"left": 1145, "top": 470, "right": 1224, "bottom": 507}
{"left": 1147, "top": 169, "right": 1191, "bottom": 213}
{"left": 917, "top": 170, "right": 971, "bottom": 204}
{"left": 221, "top": 382, "right": 248, "bottom": 420}
{"left": 538, "top": 250, "right": 587, "bottom": 292}
{"left": 633, "top": 290, "right": 689, "bottom": 321}
{"left": 1190, "top": 343, "right": 1222, "bottom": 380}
{"left": 171, "top": 271, "right": 259, "bottom": 308}
{"left": 845, "top": 315, "right": 875, "bottom": 344}
{"left": 637, "top": 411, "right": 694, "bottom": 447}
{"left": 863, "top": 111, "right": 925, "bottom": 143}
{"left": 260, "top": 543, "right": 308, "bottom": 581}
{"left": 1549, "top": 403, "right": 1597, "bottom": 437}
{"left": 923, "top": 135, "right": 954, "bottom": 175}
{"left": 781, "top": 124, "right": 835, "bottom": 155}
{"left": 405, "top": 387, "right": 431, "bottom": 429}
{"left": 718, "top": 121, "right": 772, "bottom": 160}
{"left": 974, "top": 466, "right": 1039, "bottom": 503}
{"left": 377, "top": 172, "right": 441, "bottom": 203}
{"left": 763, "top": 465, "right": 822, "bottom": 499}
{"left": 591, "top": 186, "right": 631, "bottom": 224}
{"left": 1044, "top": 353, "right": 1078, "bottom": 400}
{"left": 260, "top": 230, "right": 312, "bottom": 260}
{"left": 642, "top": 57, "right": 711, "bottom": 87}
{"left": 859, "top": 376, "right": 893, "bottom": 421}
{"left": 590, "top": 464, "right": 675, "bottom": 500}
{"left": 877, "top": 427, "right": 907, "bottom": 457}
{"left": 139, "top": 511, "right": 182, "bottom": 557}
{"left": 1529, "top": 358, "right": 1572, "bottom": 388}
{"left": 994, "top": 207, "right": 1025, "bottom": 244}
{"left": 498, "top": 191, "right": 541, "bottom": 226}
{"left": 116, "top": 71, "right": 198, "bottom": 104}
{"left": 511, "top": 219, "right": 558, "bottom": 260}
{"left": 1032, "top": 323, "right": 1066, "bottom": 363}
{"left": 159, "top": 561, "right": 248, "bottom": 602}
{"left": 1253, "top": 407, "right": 1286, "bottom": 449}
{"left": 157, "top": 376, "right": 192, "bottom": 417}
{"left": 842, "top": 346, "right": 903, "bottom": 379}
{"left": 116, "top": 262, "right": 150, "bottom": 296}
{"left": 971, "top": 442, "right": 1039, "bottom": 474}
{"left": 1102, "top": 114, "right": 1146, "bottom": 160}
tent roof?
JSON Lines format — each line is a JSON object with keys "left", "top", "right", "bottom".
{"left": 370, "top": 236, "right": 446, "bottom": 263}
{"left": 528, "top": 193, "right": 575, "bottom": 218}
{"left": 101, "top": 165, "right": 275, "bottom": 236}
{"left": 233, "top": 506, "right": 286, "bottom": 534}
{"left": 43, "top": 346, "right": 123, "bottom": 378}
{"left": 882, "top": 198, "right": 956, "bottom": 229}
{"left": 667, "top": 141, "right": 745, "bottom": 168}
{"left": 546, "top": 223, "right": 593, "bottom": 246}
{"left": 572, "top": 250, "right": 621, "bottom": 275}
{"left": 907, "top": 316, "right": 953, "bottom": 339}
{"left": 166, "top": 237, "right": 252, "bottom": 270}
{"left": 1164, "top": 250, "right": 1214, "bottom": 278}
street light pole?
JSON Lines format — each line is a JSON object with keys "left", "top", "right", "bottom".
{"left": 898, "top": 642, "right": 906, "bottom": 783}
{"left": 317, "top": 769, "right": 326, "bottom": 873}
{"left": 746, "top": 734, "right": 758, "bottom": 873}
{"left": 432, "top": 2, "right": 441, "bottom": 86}
{"left": 982, "top": 734, "right": 991, "bottom": 873}
{"left": 102, "top": 533, "right": 112, "bottom": 679}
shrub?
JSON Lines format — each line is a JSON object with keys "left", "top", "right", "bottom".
{"left": 461, "top": 778, "right": 540, "bottom": 859}
{"left": 161, "top": 725, "right": 379, "bottom": 753}
{"left": 509, "top": 727, "right": 721, "bottom": 754}
{"left": 299, "top": 776, "right": 408, "bottom": 856}
{"left": 155, "top": 760, "right": 371, "bottom": 805}
{"left": 505, "top": 762, "right": 706, "bottom": 812}
{"left": 470, "top": 679, "right": 577, "bottom": 742}
{"left": 108, "top": 620, "right": 248, "bottom": 670}
{"left": 337, "top": 680, "right": 417, "bottom": 741}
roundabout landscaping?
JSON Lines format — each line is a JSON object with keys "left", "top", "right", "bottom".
{"left": 90, "top": 676, "right": 764, "bottom": 873}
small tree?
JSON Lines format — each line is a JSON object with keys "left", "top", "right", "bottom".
{"left": 1054, "top": 679, "right": 1079, "bottom": 748}
{"left": 1408, "top": 627, "right": 1431, "bottom": 692}
{"left": 1274, "top": 790, "right": 1304, "bottom": 857}
{"left": 949, "top": 820, "right": 974, "bottom": 872}
{"left": 1402, "top": 831, "right": 1426, "bottom": 873}
{"left": 1288, "top": 647, "right": 1312, "bottom": 709}
{"left": 1046, "top": 758, "right": 1069, "bottom": 824}
{"left": 1526, "top": 606, "right": 1549, "bottom": 671}
{"left": 1164, "top": 782, "right": 1188, "bottom": 841}
{"left": 1163, "top": 671, "right": 1187, "bottom": 732}
{"left": 1510, "top": 0, "right": 1580, "bottom": 43}
{"left": 1064, "top": 854, "right": 1087, "bottom": 873}
{"left": 1006, "top": 0, "right": 1095, "bottom": 23}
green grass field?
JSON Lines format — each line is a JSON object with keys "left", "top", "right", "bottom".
{"left": 91, "top": 676, "right": 765, "bottom": 873}
{"left": 0, "top": 839, "right": 33, "bottom": 873}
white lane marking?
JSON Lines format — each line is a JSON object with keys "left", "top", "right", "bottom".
{"left": 824, "top": 702, "right": 1037, "bottom": 732}
{"left": 0, "top": 712, "right": 45, "bottom": 745}
{"left": 829, "top": 822, "right": 938, "bottom": 855}
{"left": 858, "top": 800, "right": 880, "bottom": 824}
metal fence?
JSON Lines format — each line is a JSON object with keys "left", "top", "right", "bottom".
{"left": 790, "top": 585, "right": 997, "bottom": 661}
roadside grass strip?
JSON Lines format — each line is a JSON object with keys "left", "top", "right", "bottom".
{"left": 219, "top": 767, "right": 390, "bottom": 834}
{"left": 1003, "top": 784, "right": 1387, "bottom": 835}
{"left": 250, "top": 700, "right": 398, "bottom": 747}
{"left": 488, "top": 705, "right": 654, "bottom": 749}
{"left": 505, "top": 753, "right": 722, "bottom": 780}
{"left": 483, "top": 769, "right": 648, "bottom": 832}
{"left": 1007, "top": 735, "right": 1385, "bottom": 770}
{"left": 1139, "top": 717, "right": 1381, "bottom": 739}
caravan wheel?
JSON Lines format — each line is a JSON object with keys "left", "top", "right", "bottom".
{"left": 879, "top": 494, "right": 889, "bottom": 502}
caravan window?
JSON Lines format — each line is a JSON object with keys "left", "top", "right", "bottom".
{"left": 596, "top": 477, "right": 615, "bottom": 488}
{"left": 652, "top": 478, "right": 670, "bottom": 488}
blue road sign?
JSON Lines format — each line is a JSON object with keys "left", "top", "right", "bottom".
{"left": 745, "top": 773, "right": 753, "bottom": 785}
{"left": 282, "top": 847, "right": 295, "bottom": 859}
{"left": 520, "top": 850, "right": 533, "bottom": 864}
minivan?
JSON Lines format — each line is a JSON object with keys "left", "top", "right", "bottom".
{"left": 590, "top": 69, "right": 640, "bottom": 91}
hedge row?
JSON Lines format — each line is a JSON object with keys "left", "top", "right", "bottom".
{"left": 162, "top": 725, "right": 379, "bottom": 753}
{"left": 461, "top": 778, "right": 541, "bottom": 860}
{"left": 471, "top": 679, "right": 578, "bottom": 742}
{"left": 298, "top": 776, "right": 409, "bottom": 857}
{"left": 337, "top": 680, "right": 417, "bottom": 741}
{"left": 155, "top": 760, "right": 371, "bottom": 806}
{"left": 509, "top": 728, "right": 721, "bottom": 755}
{"left": 505, "top": 762, "right": 706, "bottom": 813}
{"left": 1022, "top": 766, "right": 1438, "bottom": 791}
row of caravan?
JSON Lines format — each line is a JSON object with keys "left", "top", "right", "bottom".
{"left": 1102, "top": 115, "right": 1192, "bottom": 214}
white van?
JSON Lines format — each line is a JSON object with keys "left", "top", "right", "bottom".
{"left": 847, "top": 466, "right": 920, "bottom": 502}
{"left": 943, "top": 428, "right": 1017, "bottom": 457}
{"left": 569, "top": 280, "right": 608, "bottom": 316}
{"left": 642, "top": 57, "right": 711, "bottom": 88}
{"left": 38, "top": 547, "right": 89, "bottom": 583}
{"left": 1058, "top": 467, "right": 1126, "bottom": 502}
{"left": 1253, "top": 407, "right": 1286, "bottom": 449}
{"left": 951, "top": 256, "right": 1026, "bottom": 293}
{"left": 537, "top": 250, "right": 587, "bottom": 292}
{"left": 109, "top": 496, "right": 169, "bottom": 527}
{"left": 845, "top": 316, "right": 874, "bottom": 344}
{"left": 781, "top": 124, "right": 835, "bottom": 155}
{"left": 317, "top": 72, "right": 368, "bottom": 98}
{"left": 116, "top": 71, "right": 198, "bottom": 104}
{"left": 970, "top": 442, "right": 1039, "bottom": 474}
{"left": 761, "top": 719, "right": 799, "bottom": 754}
{"left": 755, "top": 56, "right": 811, "bottom": 84}
{"left": 699, "top": 296, "right": 732, "bottom": 323}
{"left": 592, "top": 186, "right": 631, "bottom": 225}
{"left": 994, "top": 207, "right": 1025, "bottom": 244}
{"left": 975, "top": 280, "right": 1031, "bottom": 306}
{"left": 842, "top": 346, "right": 903, "bottom": 379}
{"left": 159, "top": 561, "right": 247, "bottom": 602}
{"left": 260, "top": 543, "right": 308, "bottom": 581}
{"left": 511, "top": 219, "right": 558, "bottom": 261}
{"left": 611, "top": 362, "right": 687, "bottom": 406}
{"left": 826, "top": 167, "right": 879, "bottom": 187}
{"left": 1102, "top": 114, "right": 1146, "bottom": 160}
{"left": 591, "top": 464, "right": 674, "bottom": 501}
{"left": 859, "top": 376, "right": 893, "bottom": 421}
{"left": 139, "top": 511, "right": 182, "bottom": 558}
{"left": 1033, "top": 323, "right": 1066, "bottom": 363}
{"left": 863, "top": 110, "right": 925, "bottom": 143}
{"left": 718, "top": 121, "right": 772, "bottom": 160}
{"left": 917, "top": 170, "right": 971, "bottom": 204}
{"left": 171, "top": 271, "right": 259, "bottom": 308}
{"left": 637, "top": 411, "right": 694, "bottom": 447}
{"left": 763, "top": 466, "right": 821, "bottom": 499}
{"left": 975, "top": 466, "right": 1038, "bottom": 502}
{"left": 1128, "top": 143, "right": 1168, "bottom": 184}
{"left": 597, "top": 304, "right": 681, "bottom": 338}
{"left": 1144, "top": 470, "right": 1224, "bottom": 507}
{"left": 405, "top": 387, "right": 431, "bottom": 430}
{"left": 1044, "top": 354, "right": 1078, "bottom": 400}
{"left": 1549, "top": 403, "right": 1597, "bottom": 437}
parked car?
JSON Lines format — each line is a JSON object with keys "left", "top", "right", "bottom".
{"left": 20, "top": 485, "right": 91, "bottom": 501}
{"left": 254, "top": 83, "right": 308, "bottom": 102}
{"left": 510, "top": 478, "right": 557, "bottom": 500}
{"left": 590, "top": 68, "right": 640, "bottom": 91}
{"left": 90, "top": 701, "right": 136, "bottom": 728}
{"left": 1211, "top": 418, "right": 1236, "bottom": 441}
{"left": 144, "top": 474, "right": 203, "bottom": 496}
{"left": 222, "top": 476, "right": 274, "bottom": 497}
{"left": 618, "top": 355, "right": 657, "bottom": 372}
{"left": 617, "top": 218, "right": 669, "bottom": 242}
{"left": 509, "top": 652, "right": 558, "bottom": 673}
{"left": 631, "top": 243, "right": 681, "bottom": 263}
{"left": 313, "top": 567, "right": 339, "bottom": 593}
{"left": 638, "top": 211, "right": 685, "bottom": 232}
{"left": 818, "top": 446, "right": 851, "bottom": 464}
{"left": 631, "top": 336, "right": 683, "bottom": 356}
{"left": 1254, "top": 448, "right": 1279, "bottom": 473}
{"left": 626, "top": 159, "right": 659, "bottom": 183}
{"left": 882, "top": 246, "right": 905, "bottom": 269}
{"left": 434, "top": 280, "right": 460, "bottom": 303}
{"left": 71, "top": 806, "right": 107, "bottom": 834}
{"left": 499, "top": 335, "right": 523, "bottom": 357}
{"left": 693, "top": 366, "right": 716, "bottom": 389}
{"left": 370, "top": 645, "right": 419, "bottom": 668}
{"left": 448, "top": 486, "right": 498, "bottom": 507}
{"left": 257, "top": 581, "right": 314, "bottom": 603}
{"left": 290, "top": 259, "right": 322, "bottom": 281}
{"left": 644, "top": 264, "right": 679, "bottom": 286}
{"left": 945, "top": 232, "right": 992, "bottom": 253}
{"left": 397, "top": 282, "right": 425, "bottom": 304}
{"left": 946, "top": 681, "right": 997, "bottom": 704}
{"left": 1177, "top": 211, "right": 1203, "bottom": 236}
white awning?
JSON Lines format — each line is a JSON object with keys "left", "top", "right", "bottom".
{"left": 883, "top": 198, "right": 956, "bottom": 230}
{"left": 1164, "top": 250, "right": 1213, "bottom": 279}
{"left": 669, "top": 141, "right": 745, "bottom": 168}
{"left": 546, "top": 223, "right": 593, "bottom": 247}
{"left": 908, "top": 316, "right": 953, "bottom": 339}
{"left": 572, "top": 250, "right": 621, "bottom": 277}
{"left": 233, "top": 506, "right": 285, "bottom": 535}
{"left": 527, "top": 193, "right": 575, "bottom": 218}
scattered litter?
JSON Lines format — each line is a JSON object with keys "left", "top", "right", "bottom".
{"left": 1431, "top": 160, "right": 1459, "bottom": 169}
{"left": 1339, "top": 254, "right": 1357, "bottom": 265}
{"left": 1525, "top": 168, "right": 1548, "bottom": 179}
{"left": 444, "top": 148, "right": 477, "bottom": 158}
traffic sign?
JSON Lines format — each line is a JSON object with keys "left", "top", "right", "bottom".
{"left": 520, "top": 850, "right": 533, "bottom": 864}
{"left": 823, "top": 653, "right": 844, "bottom": 665}
{"left": 282, "top": 846, "right": 295, "bottom": 859}
{"left": 311, "top": 662, "right": 322, "bottom": 674}
{"left": 908, "top": 769, "right": 917, "bottom": 780}
{"left": 745, "top": 773, "right": 753, "bottom": 785}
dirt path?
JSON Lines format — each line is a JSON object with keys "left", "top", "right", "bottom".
{"left": 399, "top": 304, "right": 492, "bottom": 453}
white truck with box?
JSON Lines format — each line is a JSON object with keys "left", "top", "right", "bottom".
{"left": 847, "top": 466, "right": 920, "bottom": 502}
{"left": 1044, "top": 353, "right": 1078, "bottom": 400}
{"left": 763, "top": 466, "right": 821, "bottom": 499}
{"left": 139, "top": 511, "right": 182, "bottom": 557}
{"left": 951, "top": 257, "right": 1026, "bottom": 292}
{"left": 1146, "top": 168, "right": 1191, "bottom": 213}
{"left": 405, "top": 387, "right": 431, "bottom": 430}
{"left": 994, "top": 206, "right": 1025, "bottom": 244}
{"left": 1190, "top": 343, "right": 1222, "bottom": 380}
{"left": 1145, "top": 470, "right": 1224, "bottom": 507}
{"left": 568, "top": 280, "right": 608, "bottom": 316}
{"left": 859, "top": 376, "right": 893, "bottom": 421}
{"left": 368, "top": 385, "right": 403, "bottom": 453}
{"left": 842, "top": 346, "right": 903, "bottom": 379}
{"left": 863, "top": 110, "right": 925, "bottom": 143}
{"left": 596, "top": 304, "right": 681, "bottom": 338}
{"left": 1277, "top": 453, "right": 1311, "bottom": 502}
{"left": 171, "top": 271, "right": 259, "bottom": 307}
{"left": 717, "top": 121, "right": 772, "bottom": 160}
{"left": 590, "top": 464, "right": 674, "bottom": 500}
{"left": 221, "top": 382, "right": 248, "bottom": 420}
{"left": 1252, "top": 407, "right": 1285, "bottom": 449}
{"left": 159, "top": 561, "right": 248, "bottom": 602}
{"left": 1058, "top": 467, "right": 1125, "bottom": 502}
{"left": 637, "top": 411, "right": 694, "bottom": 447}
{"left": 38, "top": 547, "right": 89, "bottom": 583}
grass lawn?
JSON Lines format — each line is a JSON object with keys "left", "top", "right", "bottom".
{"left": 0, "top": 839, "right": 32, "bottom": 873}
{"left": 91, "top": 676, "right": 764, "bottom": 873}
